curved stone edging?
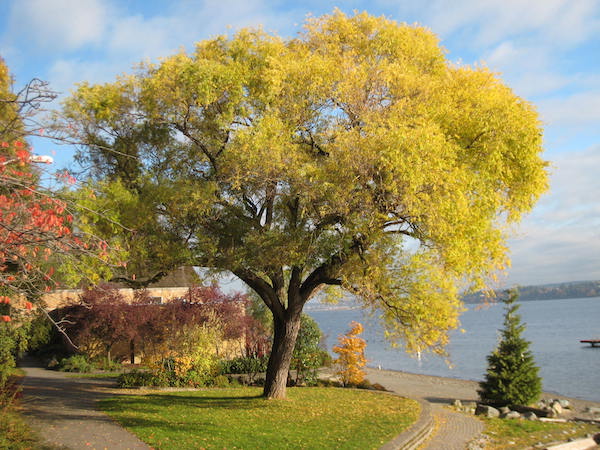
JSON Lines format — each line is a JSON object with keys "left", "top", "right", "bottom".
{"left": 380, "top": 396, "right": 434, "bottom": 450}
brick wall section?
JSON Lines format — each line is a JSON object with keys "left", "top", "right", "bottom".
{"left": 42, "top": 287, "right": 192, "bottom": 310}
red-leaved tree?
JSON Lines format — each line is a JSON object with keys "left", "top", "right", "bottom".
{"left": 1, "top": 57, "right": 111, "bottom": 324}
{"left": 56, "top": 284, "right": 270, "bottom": 364}
{"left": 1, "top": 142, "right": 73, "bottom": 304}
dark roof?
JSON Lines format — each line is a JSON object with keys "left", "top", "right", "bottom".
{"left": 152, "top": 266, "right": 202, "bottom": 287}
{"left": 102, "top": 266, "right": 202, "bottom": 289}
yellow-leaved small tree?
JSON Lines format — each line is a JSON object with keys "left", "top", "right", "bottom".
{"left": 333, "top": 321, "right": 367, "bottom": 386}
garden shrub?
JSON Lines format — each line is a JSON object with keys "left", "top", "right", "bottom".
{"left": 290, "top": 314, "right": 329, "bottom": 386}
{"left": 58, "top": 354, "right": 95, "bottom": 373}
{"left": 94, "top": 358, "right": 122, "bottom": 372}
{"left": 26, "top": 312, "right": 53, "bottom": 353}
{"left": 117, "top": 370, "right": 156, "bottom": 388}
{"left": 211, "top": 374, "right": 230, "bottom": 388}
{"left": 219, "top": 355, "right": 269, "bottom": 384}
{"left": 0, "top": 320, "right": 30, "bottom": 388}
{"left": 0, "top": 329, "right": 15, "bottom": 388}
{"left": 120, "top": 320, "right": 225, "bottom": 388}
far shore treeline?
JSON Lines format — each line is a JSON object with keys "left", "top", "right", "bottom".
{"left": 462, "top": 280, "right": 600, "bottom": 303}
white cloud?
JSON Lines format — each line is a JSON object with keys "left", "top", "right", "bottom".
{"left": 485, "top": 41, "right": 549, "bottom": 71}
{"left": 507, "top": 229, "right": 600, "bottom": 285}
{"left": 106, "top": 14, "right": 181, "bottom": 58}
{"left": 47, "top": 59, "right": 130, "bottom": 96}
{"left": 417, "top": 0, "right": 600, "bottom": 48}
{"left": 8, "top": 0, "right": 109, "bottom": 51}
{"left": 481, "top": 41, "right": 571, "bottom": 97}
{"left": 539, "top": 91, "right": 600, "bottom": 126}
{"left": 507, "top": 146, "right": 600, "bottom": 285}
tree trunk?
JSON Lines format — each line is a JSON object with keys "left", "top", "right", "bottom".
{"left": 263, "top": 311, "right": 302, "bottom": 399}
{"left": 130, "top": 339, "right": 135, "bottom": 364}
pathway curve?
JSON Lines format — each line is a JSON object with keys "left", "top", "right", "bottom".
{"left": 365, "top": 368, "right": 600, "bottom": 450}
{"left": 364, "top": 368, "right": 485, "bottom": 449}
{"left": 19, "top": 358, "right": 150, "bottom": 450}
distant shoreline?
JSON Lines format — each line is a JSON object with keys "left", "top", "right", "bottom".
{"left": 462, "top": 281, "right": 600, "bottom": 303}
{"left": 307, "top": 294, "right": 600, "bottom": 311}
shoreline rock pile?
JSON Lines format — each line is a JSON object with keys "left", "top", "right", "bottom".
{"left": 453, "top": 397, "right": 574, "bottom": 421}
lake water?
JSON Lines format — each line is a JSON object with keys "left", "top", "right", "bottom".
{"left": 308, "top": 296, "right": 600, "bottom": 402}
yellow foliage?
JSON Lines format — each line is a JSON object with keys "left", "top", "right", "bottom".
{"left": 144, "top": 317, "right": 223, "bottom": 381}
{"left": 60, "top": 10, "right": 549, "bottom": 362}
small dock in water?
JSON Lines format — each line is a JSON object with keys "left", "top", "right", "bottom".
{"left": 580, "top": 339, "right": 600, "bottom": 347}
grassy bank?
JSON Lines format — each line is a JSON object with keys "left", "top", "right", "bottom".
{"left": 482, "top": 417, "right": 600, "bottom": 449}
{"left": 101, "top": 386, "right": 419, "bottom": 449}
{"left": 0, "top": 409, "right": 44, "bottom": 450}
{"left": 0, "top": 369, "right": 48, "bottom": 450}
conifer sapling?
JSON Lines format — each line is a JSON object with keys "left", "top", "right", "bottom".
{"left": 478, "top": 289, "right": 542, "bottom": 406}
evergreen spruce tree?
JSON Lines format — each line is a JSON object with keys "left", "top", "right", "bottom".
{"left": 479, "top": 289, "right": 542, "bottom": 406}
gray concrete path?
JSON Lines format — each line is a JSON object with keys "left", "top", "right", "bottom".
{"left": 19, "top": 358, "right": 150, "bottom": 450}
{"left": 364, "top": 368, "right": 485, "bottom": 449}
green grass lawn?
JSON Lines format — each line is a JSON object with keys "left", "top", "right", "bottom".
{"left": 65, "top": 371, "right": 122, "bottom": 379}
{"left": 100, "top": 387, "right": 419, "bottom": 449}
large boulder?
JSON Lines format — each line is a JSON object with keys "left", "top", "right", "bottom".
{"left": 551, "top": 401, "right": 563, "bottom": 415}
{"left": 475, "top": 404, "right": 500, "bottom": 418}
{"left": 558, "top": 399, "right": 571, "bottom": 409}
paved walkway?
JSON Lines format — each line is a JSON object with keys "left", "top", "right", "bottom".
{"left": 364, "top": 368, "right": 484, "bottom": 449}
{"left": 19, "top": 358, "right": 149, "bottom": 450}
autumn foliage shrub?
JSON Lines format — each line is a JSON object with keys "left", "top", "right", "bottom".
{"left": 333, "top": 321, "right": 367, "bottom": 387}
{"left": 54, "top": 284, "right": 271, "bottom": 386}
{"left": 144, "top": 320, "right": 223, "bottom": 387}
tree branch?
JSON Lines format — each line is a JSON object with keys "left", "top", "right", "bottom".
{"left": 233, "top": 268, "right": 284, "bottom": 320}
{"left": 109, "top": 271, "right": 168, "bottom": 289}
{"left": 299, "top": 235, "right": 366, "bottom": 300}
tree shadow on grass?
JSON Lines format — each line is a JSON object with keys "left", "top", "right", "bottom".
{"left": 100, "top": 393, "right": 283, "bottom": 446}
{"left": 102, "top": 392, "right": 268, "bottom": 412}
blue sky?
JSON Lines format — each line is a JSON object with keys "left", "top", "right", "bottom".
{"left": 1, "top": 0, "right": 599, "bottom": 287}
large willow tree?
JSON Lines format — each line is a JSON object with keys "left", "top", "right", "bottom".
{"left": 60, "top": 11, "right": 548, "bottom": 398}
